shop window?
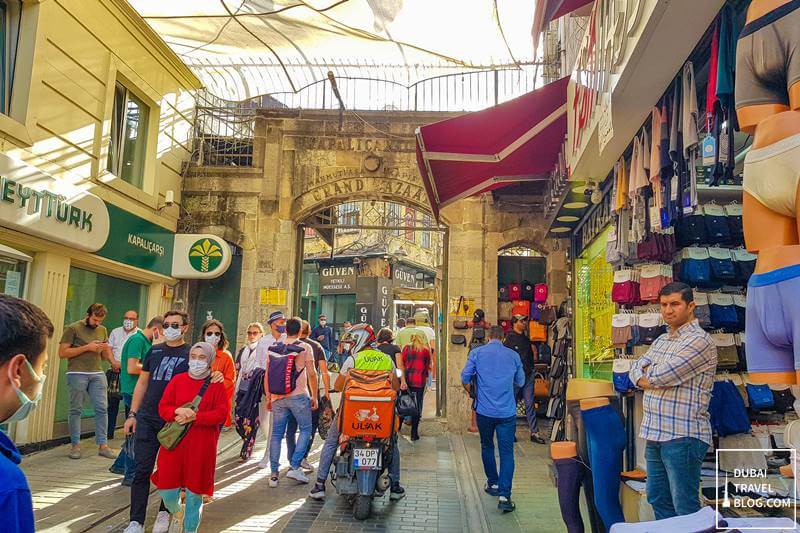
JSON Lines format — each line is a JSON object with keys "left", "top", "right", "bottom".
{"left": 404, "top": 207, "right": 415, "bottom": 242}
{"left": 0, "top": 245, "right": 29, "bottom": 297}
{"left": 421, "top": 214, "right": 432, "bottom": 249}
{"left": 0, "top": 1, "right": 22, "bottom": 115}
{"left": 107, "top": 82, "right": 150, "bottom": 189}
{"left": 55, "top": 267, "right": 148, "bottom": 427}
{"left": 337, "top": 202, "right": 360, "bottom": 233}
{"left": 320, "top": 293, "right": 356, "bottom": 328}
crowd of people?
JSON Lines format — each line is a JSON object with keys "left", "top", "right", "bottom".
{"left": 0, "top": 294, "right": 438, "bottom": 533}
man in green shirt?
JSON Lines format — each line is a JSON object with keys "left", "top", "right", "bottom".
{"left": 58, "top": 303, "right": 119, "bottom": 460}
{"left": 111, "top": 316, "right": 163, "bottom": 484}
{"left": 395, "top": 317, "right": 426, "bottom": 350}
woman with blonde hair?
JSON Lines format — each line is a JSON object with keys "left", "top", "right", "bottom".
{"left": 401, "top": 333, "right": 432, "bottom": 441}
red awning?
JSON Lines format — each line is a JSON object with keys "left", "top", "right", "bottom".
{"left": 416, "top": 76, "right": 569, "bottom": 217}
{"left": 531, "top": 0, "right": 594, "bottom": 57}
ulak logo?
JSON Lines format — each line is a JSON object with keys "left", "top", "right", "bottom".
{"left": 189, "top": 238, "right": 224, "bottom": 273}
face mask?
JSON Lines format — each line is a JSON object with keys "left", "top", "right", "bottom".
{"left": 163, "top": 327, "right": 183, "bottom": 341}
{"left": 319, "top": 321, "right": 327, "bottom": 326}
{"left": 188, "top": 359, "right": 209, "bottom": 376}
{"left": 275, "top": 325, "right": 286, "bottom": 334}
{"left": 204, "top": 333, "right": 220, "bottom": 346}
{"left": 248, "top": 341, "right": 259, "bottom": 350}
{"left": 123, "top": 319, "right": 135, "bottom": 331}
{"left": 5, "top": 358, "right": 46, "bottom": 423}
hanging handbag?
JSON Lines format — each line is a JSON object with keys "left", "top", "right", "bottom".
{"left": 106, "top": 369, "right": 122, "bottom": 400}
{"left": 538, "top": 306, "right": 557, "bottom": 325}
{"left": 451, "top": 334, "right": 467, "bottom": 346}
{"left": 157, "top": 376, "right": 212, "bottom": 450}
{"left": 533, "top": 372, "right": 549, "bottom": 398}
{"left": 453, "top": 320, "right": 468, "bottom": 330}
{"left": 396, "top": 390, "right": 419, "bottom": 418}
{"left": 529, "top": 321, "right": 547, "bottom": 342}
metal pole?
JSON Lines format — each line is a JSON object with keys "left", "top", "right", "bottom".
{"left": 293, "top": 225, "right": 305, "bottom": 316}
{"left": 437, "top": 227, "right": 449, "bottom": 418}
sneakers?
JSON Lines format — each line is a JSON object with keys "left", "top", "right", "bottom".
{"left": 484, "top": 484, "right": 499, "bottom": 496}
{"left": 152, "top": 510, "right": 171, "bottom": 533}
{"left": 287, "top": 468, "right": 310, "bottom": 484}
{"left": 122, "top": 522, "right": 144, "bottom": 533}
{"left": 530, "top": 434, "right": 546, "bottom": 444}
{"left": 258, "top": 457, "right": 270, "bottom": 470}
{"left": 300, "top": 459, "right": 314, "bottom": 473}
{"left": 389, "top": 485, "right": 406, "bottom": 501}
{"left": 98, "top": 446, "right": 117, "bottom": 459}
{"left": 308, "top": 481, "right": 326, "bottom": 500}
{"left": 68, "top": 446, "right": 81, "bottom": 460}
{"left": 269, "top": 475, "right": 279, "bottom": 488}
{"left": 498, "top": 496, "right": 516, "bottom": 513}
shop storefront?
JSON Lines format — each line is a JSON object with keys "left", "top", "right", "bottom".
{"left": 0, "top": 151, "right": 233, "bottom": 444}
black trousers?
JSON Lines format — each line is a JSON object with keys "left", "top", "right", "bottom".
{"left": 409, "top": 387, "right": 425, "bottom": 438}
{"left": 130, "top": 416, "right": 167, "bottom": 525}
{"left": 107, "top": 394, "right": 122, "bottom": 439}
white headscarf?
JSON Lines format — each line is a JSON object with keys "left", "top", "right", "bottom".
{"left": 189, "top": 342, "right": 216, "bottom": 379}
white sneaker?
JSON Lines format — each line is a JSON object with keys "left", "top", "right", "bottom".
{"left": 300, "top": 459, "right": 314, "bottom": 473}
{"left": 258, "top": 457, "right": 270, "bottom": 469}
{"left": 122, "top": 522, "right": 144, "bottom": 533}
{"left": 269, "top": 475, "right": 279, "bottom": 488}
{"left": 152, "top": 510, "right": 171, "bottom": 533}
{"left": 286, "top": 468, "right": 310, "bottom": 484}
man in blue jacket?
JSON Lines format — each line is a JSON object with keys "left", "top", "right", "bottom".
{"left": 461, "top": 325, "right": 524, "bottom": 513}
{"left": 0, "top": 294, "right": 54, "bottom": 533}
{"left": 310, "top": 314, "right": 335, "bottom": 363}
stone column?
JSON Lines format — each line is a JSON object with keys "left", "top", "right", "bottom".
{"left": 16, "top": 252, "right": 70, "bottom": 444}
{"left": 546, "top": 248, "right": 569, "bottom": 307}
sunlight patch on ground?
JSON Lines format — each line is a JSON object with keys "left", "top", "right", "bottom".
{"left": 221, "top": 497, "right": 307, "bottom": 532}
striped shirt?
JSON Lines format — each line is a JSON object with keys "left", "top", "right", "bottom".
{"left": 629, "top": 320, "right": 717, "bottom": 445}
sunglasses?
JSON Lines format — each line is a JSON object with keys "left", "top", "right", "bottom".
{"left": 205, "top": 331, "right": 221, "bottom": 337}
{"left": 246, "top": 331, "right": 261, "bottom": 336}
{"left": 164, "top": 323, "right": 183, "bottom": 329}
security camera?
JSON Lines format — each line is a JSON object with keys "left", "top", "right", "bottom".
{"left": 165, "top": 190, "right": 175, "bottom": 207}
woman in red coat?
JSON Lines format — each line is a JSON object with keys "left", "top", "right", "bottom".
{"left": 151, "top": 342, "right": 229, "bottom": 532}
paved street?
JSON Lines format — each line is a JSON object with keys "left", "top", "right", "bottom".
{"left": 26, "top": 414, "right": 566, "bottom": 532}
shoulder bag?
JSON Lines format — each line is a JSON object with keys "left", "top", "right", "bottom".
{"left": 157, "top": 376, "right": 213, "bottom": 450}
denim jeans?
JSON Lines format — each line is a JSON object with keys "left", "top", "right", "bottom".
{"left": 286, "top": 404, "right": 320, "bottom": 460}
{"left": 316, "top": 414, "right": 401, "bottom": 486}
{"left": 520, "top": 375, "right": 539, "bottom": 434}
{"left": 270, "top": 395, "right": 312, "bottom": 472}
{"left": 111, "top": 394, "right": 135, "bottom": 481}
{"left": 645, "top": 437, "right": 708, "bottom": 520}
{"left": 67, "top": 372, "right": 108, "bottom": 446}
{"left": 476, "top": 414, "right": 516, "bottom": 498}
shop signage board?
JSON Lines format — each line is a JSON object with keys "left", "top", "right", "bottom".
{"left": 356, "top": 277, "right": 394, "bottom": 328}
{"left": 357, "top": 303, "right": 373, "bottom": 324}
{"left": 172, "top": 234, "right": 232, "bottom": 279}
{"left": 319, "top": 264, "right": 357, "bottom": 294}
{"left": 392, "top": 264, "right": 423, "bottom": 289}
{"left": 0, "top": 152, "right": 110, "bottom": 252}
{"left": 97, "top": 204, "right": 175, "bottom": 276}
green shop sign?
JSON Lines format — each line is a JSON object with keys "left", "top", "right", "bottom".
{"left": 96, "top": 203, "right": 174, "bottom": 276}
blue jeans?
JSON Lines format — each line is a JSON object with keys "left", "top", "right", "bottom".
{"left": 67, "top": 373, "right": 108, "bottom": 446}
{"left": 645, "top": 437, "right": 708, "bottom": 520}
{"left": 316, "top": 414, "right": 401, "bottom": 486}
{"left": 270, "top": 395, "right": 312, "bottom": 472}
{"left": 476, "top": 413, "right": 516, "bottom": 498}
{"left": 521, "top": 375, "right": 539, "bottom": 434}
{"left": 111, "top": 394, "right": 135, "bottom": 481}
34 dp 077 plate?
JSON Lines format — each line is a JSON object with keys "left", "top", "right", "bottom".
{"left": 353, "top": 448, "right": 381, "bottom": 470}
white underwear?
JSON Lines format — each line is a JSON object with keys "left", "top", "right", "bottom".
{"left": 743, "top": 132, "right": 800, "bottom": 218}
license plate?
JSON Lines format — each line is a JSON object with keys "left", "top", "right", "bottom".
{"left": 353, "top": 448, "right": 381, "bottom": 470}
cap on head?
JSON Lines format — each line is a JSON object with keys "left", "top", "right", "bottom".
{"left": 268, "top": 311, "right": 286, "bottom": 324}
{"left": 511, "top": 315, "right": 527, "bottom": 325}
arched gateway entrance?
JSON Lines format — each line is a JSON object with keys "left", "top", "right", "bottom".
{"left": 182, "top": 108, "right": 451, "bottom": 415}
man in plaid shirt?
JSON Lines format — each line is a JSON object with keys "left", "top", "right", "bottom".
{"left": 629, "top": 282, "right": 717, "bottom": 520}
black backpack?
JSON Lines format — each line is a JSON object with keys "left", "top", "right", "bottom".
{"left": 469, "top": 326, "right": 486, "bottom": 350}
{"left": 521, "top": 280, "right": 535, "bottom": 301}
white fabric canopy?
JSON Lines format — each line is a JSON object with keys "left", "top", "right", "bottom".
{"left": 130, "top": 0, "right": 538, "bottom": 101}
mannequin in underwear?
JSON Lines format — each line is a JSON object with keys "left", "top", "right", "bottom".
{"left": 736, "top": 0, "right": 800, "bottom": 384}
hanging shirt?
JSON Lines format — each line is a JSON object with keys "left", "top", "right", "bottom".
{"left": 659, "top": 99, "right": 672, "bottom": 178}
{"left": 716, "top": 5, "right": 738, "bottom": 113}
{"left": 650, "top": 107, "right": 664, "bottom": 210}
{"left": 682, "top": 61, "right": 700, "bottom": 157}
{"left": 669, "top": 77, "right": 682, "bottom": 164}
{"left": 615, "top": 157, "right": 629, "bottom": 211}
{"left": 706, "top": 20, "right": 720, "bottom": 130}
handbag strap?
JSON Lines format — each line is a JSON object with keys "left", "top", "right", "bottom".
{"left": 190, "top": 376, "right": 213, "bottom": 410}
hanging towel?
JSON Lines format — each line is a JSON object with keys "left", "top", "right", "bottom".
{"left": 682, "top": 61, "right": 700, "bottom": 157}
{"left": 615, "top": 157, "right": 629, "bottom": 211}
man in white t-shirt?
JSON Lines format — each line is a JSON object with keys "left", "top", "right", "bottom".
{"left": 107, "top": 310, "right": 140, "bottom": 440}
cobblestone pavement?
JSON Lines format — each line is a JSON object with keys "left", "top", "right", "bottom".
{"left": 26, "top": 407, "right": 567, "bottom": 532}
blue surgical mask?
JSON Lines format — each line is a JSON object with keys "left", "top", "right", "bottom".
{"left": 276, "top": 325, "right": 286, "bottom": 334}
{"left": 6, "top": 358, "right": 46, "bottom": 423}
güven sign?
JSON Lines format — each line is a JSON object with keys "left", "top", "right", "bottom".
{"left": 319, "top": 265, "right": 357, "bottom": 294}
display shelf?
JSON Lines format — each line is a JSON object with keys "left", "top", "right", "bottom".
{"left": 696, "top": 184, "right": 743, "bottom": 202}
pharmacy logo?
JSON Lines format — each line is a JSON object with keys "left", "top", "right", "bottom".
{"left": 188, "top": 238, "right": 224, "bottom": 273}
{"left": 715, "top": 448, "right": 797, "bottom": 530}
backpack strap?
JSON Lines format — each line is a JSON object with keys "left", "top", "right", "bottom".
{"left": 190, "top": 376, "right": 213, "bottom": 410}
